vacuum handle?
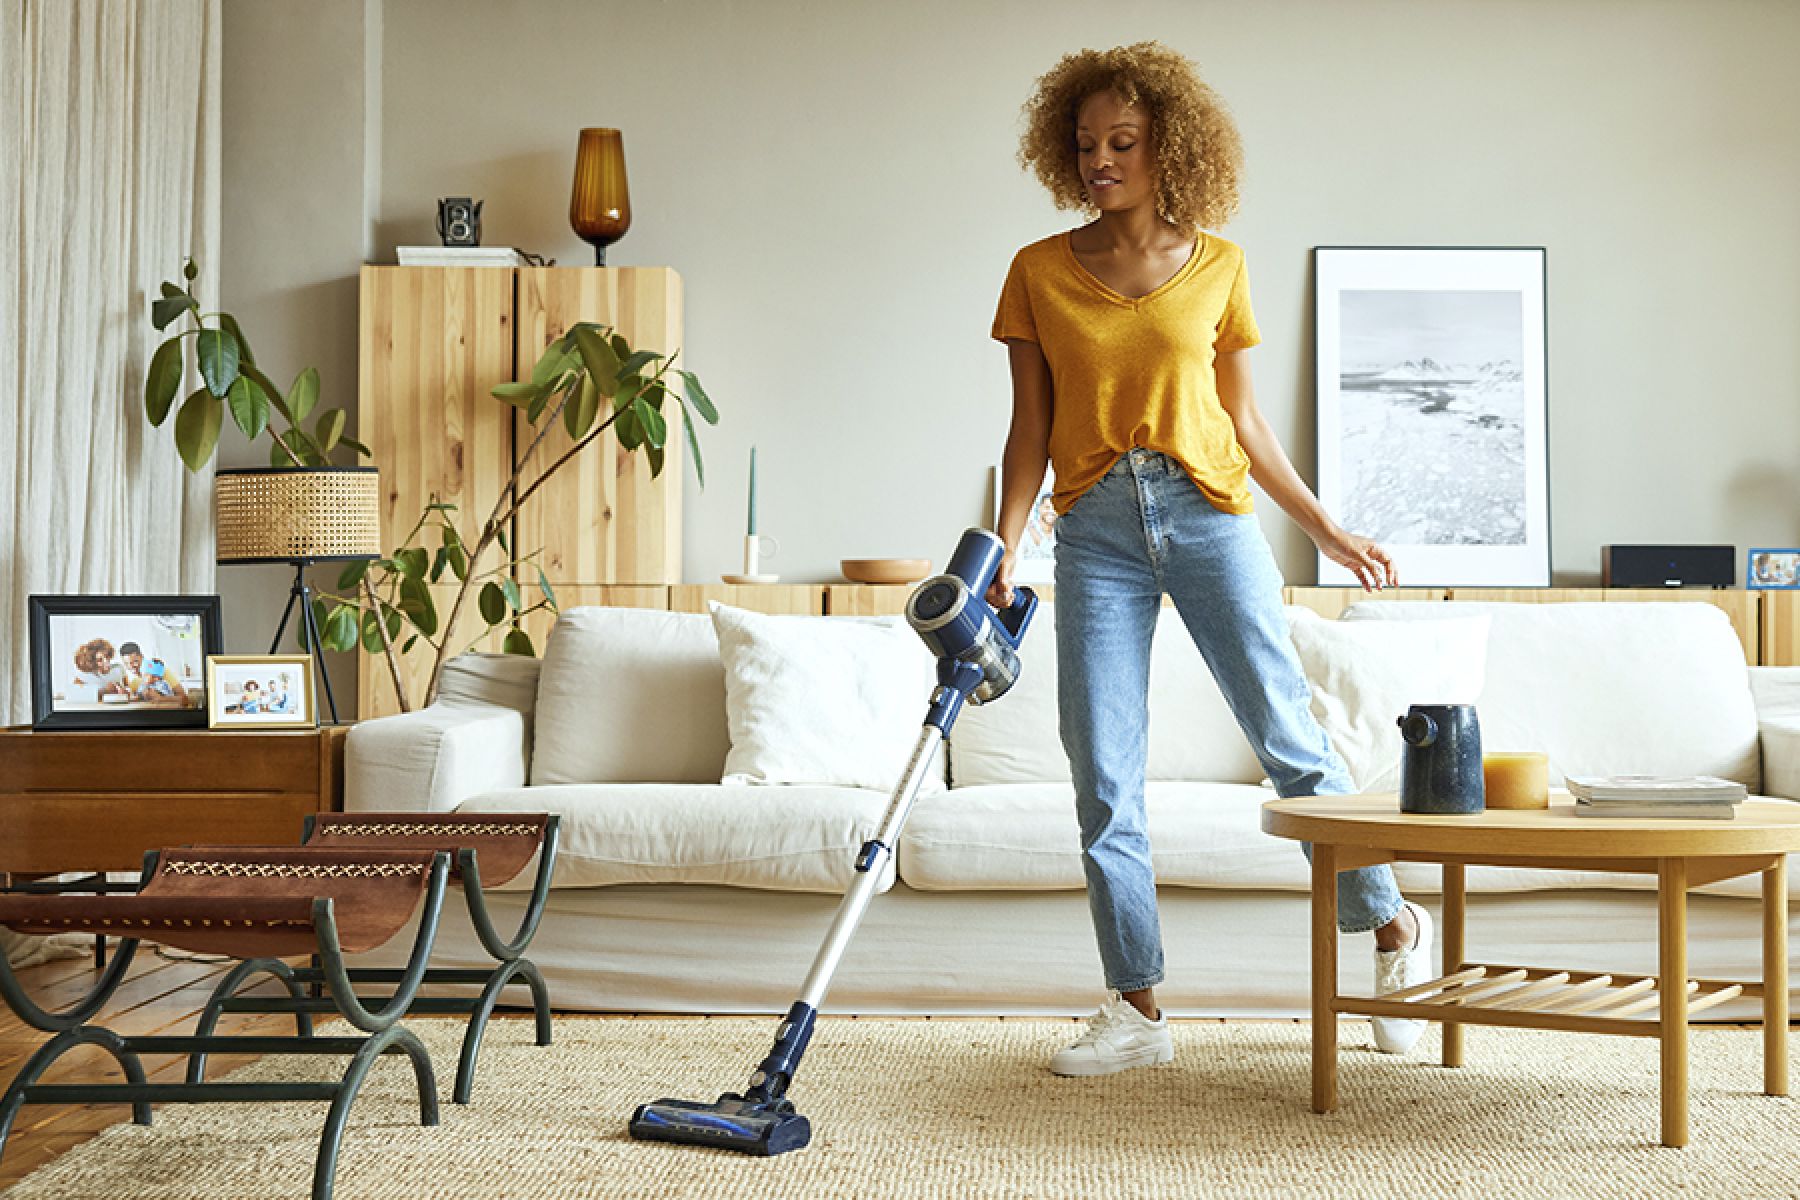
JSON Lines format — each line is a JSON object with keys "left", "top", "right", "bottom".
{"left": 994, "top": 584, "right": 1037, "bottom": 647}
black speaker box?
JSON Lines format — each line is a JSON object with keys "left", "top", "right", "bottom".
{"left": 1601, "top": 544, "right": 1735, "bottom": 588}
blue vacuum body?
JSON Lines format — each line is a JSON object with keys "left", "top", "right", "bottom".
{"left": 629, "top": 528, "right": 1037, "bottom": 1156}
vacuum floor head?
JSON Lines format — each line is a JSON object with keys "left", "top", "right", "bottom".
{"left": 629, "top": 1093, "right": 812, "bottom": 1156}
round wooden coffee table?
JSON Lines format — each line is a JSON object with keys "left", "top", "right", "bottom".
{"left": 1262, "top": 793, "right": 1800, "bottom": 1147}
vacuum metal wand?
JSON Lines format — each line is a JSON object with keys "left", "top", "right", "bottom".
{"left": 629, "top": 527, "right": 1037, "bottom": 1156}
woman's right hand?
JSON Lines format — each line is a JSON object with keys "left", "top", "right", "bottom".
{"left": 986, "top": 550, "right": 1018, "bottom": 611}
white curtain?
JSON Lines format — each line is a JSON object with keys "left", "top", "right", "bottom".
{"left": 0, "top": 0, "right": 220, "bottom": 727}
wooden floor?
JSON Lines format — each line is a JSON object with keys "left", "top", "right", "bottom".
{"left": 0, "top": 947, "right": 338, "bottom": 1189}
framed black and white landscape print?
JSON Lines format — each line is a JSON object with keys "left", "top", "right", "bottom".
{"left": 1314, "top": 247, "right": 1549, "bottom": 587}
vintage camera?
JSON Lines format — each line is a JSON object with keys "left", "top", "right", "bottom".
{"left": 436, "top": 197, "right": 483, "bottom": 247}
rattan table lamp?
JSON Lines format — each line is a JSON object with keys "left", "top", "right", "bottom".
{"left": 215, "top": 467, "right": 381, "bottom": 723}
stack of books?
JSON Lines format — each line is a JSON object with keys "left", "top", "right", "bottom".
{"left": 1566, "top": 774, "right": 1747, "bottom": 820}
{"left": 396, "top": 245, "right": 528, "bottom": 267}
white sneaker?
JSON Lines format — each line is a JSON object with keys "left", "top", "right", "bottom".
{"left": 1049, "top": 991, "right": 1174, "bottom": 1076}
{"left": 1371, "top": 900, "right": 1434, "bottom": 1055}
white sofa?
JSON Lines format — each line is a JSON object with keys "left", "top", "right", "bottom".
{"left": 345, "top": 599, "right": 1800, "bottom": 1017}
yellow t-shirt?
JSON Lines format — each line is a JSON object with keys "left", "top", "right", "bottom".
{"left": 990, "top": 230, "right": 1262, "bottom": 517}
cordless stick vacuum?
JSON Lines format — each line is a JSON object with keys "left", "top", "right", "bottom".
{"left": 629, "top": 527, "right": 1039, "bottom": 1156}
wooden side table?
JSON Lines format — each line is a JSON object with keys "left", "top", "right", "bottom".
{"left": 0, "top": 726, "right": 347, "bottom": 877}
{"left": 1262, "top": 793, "right": 1800, "bottom": 1148}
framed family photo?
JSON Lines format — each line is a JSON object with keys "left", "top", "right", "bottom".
{"left": 1748, "top": 548, "right": 1800, "bottom": 590}
{"left": 28, "top": 594, "right": 221, "bottom": 730}
{"left": 1314, "top": 247, "right": 1550, "bottom": 587}
{"left": 993, "top": 461, "right": 1059, "bottom": 584}
{"left": 206, "top": 655, "right": 316, "bottom": 729}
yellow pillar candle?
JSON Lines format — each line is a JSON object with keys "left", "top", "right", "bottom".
{"left": 1483, "top": 752, "right": 1550, "bottom": 810}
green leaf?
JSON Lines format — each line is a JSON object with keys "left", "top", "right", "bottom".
{"left": 633, "top": 395, "right": 667, "bottom": 447}
{"left": 536, "top": 565, "right": 558, "bottom": 611}
{"left": 616, "top": 349, "right": 660, "bottom": 379}
{"left": 573, "top": 325, "right": 622, "bottom": 397}
{"left": 339, "top": 436, "right": 372, "bottom": 457}
{"left": 384, "top": 606, "right": 404, "bottom": 638}
{"left": 526, "top": 385, "right": 554, "bottom": 425}
{"left": 218, "top": 312, "right": 254, "bottom": 366}
{"left": 174, "top": 388, "right": 222, "bottom": 471}
{"left": 401, "top": 634, "right": 420, "bottom": 654}
{"left": 151, "top": 294, "right": 194, "bottom": 331}
{"left": 501, "top": 577, "right": 522, "bottom": 612}
{"left": 160, "top": 281, "right": 184, "bottom": 299}
{"left": 316, "top": 407, "right": 346, "bottom": 453}
{"left": 646, "top": 443, "right": 664, "bottom": 477}
{"left": 564, "top": 375, "right": 599, "bottom": 439}
{"left": 337, "top": 560, "right": 370, "bottom": 589}
{"left": 611, "top": 374, "right": 643, "bottom": 414}
{"left": 443, "top": 529, "right": 469, "bottom": 580}
{"left": 270, "top": 436, "right": 294, "bottom": 467}
{"left": 678, "top": 369, "right": 718, "bottom": 423}
{"left": 242, "top": 363, "right": 293, "bottom": 424}
{"left": 145, "top": 338, "right": 184, "bottom": 426}
{"left": 396, "top": 546, "right": 429, "bottom": 579}
{"left": 324, "top": 605, "right": 360, "bottom": 653}
{"left": 430, "top": 546, "right": 449, "bottom": 582}
{"left": 398, "top": 575, "right": 438, "bottom": 636}
{"left": 615, "top": 406, "right": 644, "bottom": 450}
{"left": 496, "top": 524, "right": 510, "bottom": 554}
{"left": 182, "top": 257, "right": 198, "bottom": 282}
{"left": 360, "top": 610, "right": 387, "bottom": 654}
{"left": 530, "top": 343, "right": 579, "bottom": 387}
{"left": 289, "top": 366, "right": 320, "bottom": 422}
{"left": 610, "top": 332, "right": 631, "bottom": 361}
{"left": 502, "top": 628, "right": 534, "bottom": 656}
{"left": 492, "top": 381, "right": 543, "bottom": 409}
{"left": 226, "top": 374, "right": 269, "bottom": 441}
{"left": 681, "top": 402, "right": 706, "bottom": 487}
{"left": 479, "top": 581, "right": 506, "bottom": 625}
{"left": 196, "top": 328, "right": 240, "bottom": 397}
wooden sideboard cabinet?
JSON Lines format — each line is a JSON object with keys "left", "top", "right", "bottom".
{"left": 0, "top": 726, "right": 346, "bottom": 877}
{"left": 357, "top": 265, "right": 684, "bottom": 718}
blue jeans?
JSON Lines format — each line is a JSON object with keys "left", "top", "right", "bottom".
{"left": 1053, "top": 447, "right": 1405, "bottom": 993}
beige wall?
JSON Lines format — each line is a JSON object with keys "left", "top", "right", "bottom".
{"left": 225, "top": 0, "right": 1800, "bottom": 619}
{"left": 218, "top": 0, "right": 377, "bottom": 711}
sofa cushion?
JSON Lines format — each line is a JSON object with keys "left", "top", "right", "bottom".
{"left": 459, "top": 783, "right": 895, "bottom": 894}
{"left": 1341, "top": 601, "right": 1760, "bottom": 790}
{"left": 1286, "top": 614, "right": 1490, "bottom": 792}
{"left": 531, "top": 607, "right": 732, "bottom": 786}
{"left": 898, "top": 781, "right": 1308, "bottom": 891}
{"left": 710, "top": 602, "right": 946, "bottom": 793}
{"left": 948, "top": 602, "right": 1268, "bottom": 788}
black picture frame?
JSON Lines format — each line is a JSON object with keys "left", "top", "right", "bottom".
{"left": 28, "top": 594, "right": 224, "bottom": 730}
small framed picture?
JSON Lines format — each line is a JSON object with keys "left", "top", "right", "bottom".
{"left": 206, "top": 655, "right": 316, "bottom": 729}
{"left": 993, "top": 461, "right": 1058, "bottom": 584}
{"left": 29, "top": 595, "right": 222, "bottom": 730}
{"left": 1748, "top": 548, "right": 1800, "bottom": 590}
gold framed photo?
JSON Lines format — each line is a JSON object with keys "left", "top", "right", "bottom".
{"left": 206, "top": 654, "right": 315, "bottom": 729}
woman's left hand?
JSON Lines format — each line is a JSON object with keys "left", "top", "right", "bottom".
{"left": 1313, "top": 526, "right": 1398, "bottom": 592}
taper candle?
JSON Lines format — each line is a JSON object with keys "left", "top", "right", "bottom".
{"left": 748, "top": 446, "right": 757, "bottom": 536}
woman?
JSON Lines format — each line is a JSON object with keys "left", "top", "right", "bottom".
{"left": 986, "top": 42, "right": 1431, "bottom": 1075}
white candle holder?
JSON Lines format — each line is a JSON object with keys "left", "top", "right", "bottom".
{"left": 722, "top": 533, "right": 780, "bottom": 585}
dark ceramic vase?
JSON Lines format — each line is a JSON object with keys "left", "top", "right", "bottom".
{"left": 1397, "top": 703, "right": 1485, "bottom": 815}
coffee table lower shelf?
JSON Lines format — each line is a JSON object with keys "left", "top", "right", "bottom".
{"left": 1341, "top": 962, "right": 1750, "bottom": 1034}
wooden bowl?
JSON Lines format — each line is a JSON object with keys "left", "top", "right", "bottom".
{"left": 841, "top": 558, "right": 932, "bottom": 585}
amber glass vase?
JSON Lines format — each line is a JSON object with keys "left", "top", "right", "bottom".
{"left": 570, "top": 128, "right": 631, "bottom": 265}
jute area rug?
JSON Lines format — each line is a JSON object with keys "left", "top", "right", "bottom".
{"left": 7, "top": 1016, "right": 1799, "bottom": 1199}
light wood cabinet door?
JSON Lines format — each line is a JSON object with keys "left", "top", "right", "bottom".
{"left": 357, "top": 267, "right": 514, "bottom": 719}
{"left": 513, "top": 267, "right": 685, "bottom": 586}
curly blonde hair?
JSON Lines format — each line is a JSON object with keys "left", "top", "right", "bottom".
{"left": 1015, "top": 41, "right": 1243, "bottom": 232}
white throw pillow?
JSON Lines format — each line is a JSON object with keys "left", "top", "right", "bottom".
{"left": 1286, "top": 614, "right": 1490, "bottom": 793}
{"left": 710, "top": 602, "right": 945, "bottom": 793}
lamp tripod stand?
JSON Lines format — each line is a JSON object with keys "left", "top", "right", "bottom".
{"left": 269, "top": 559, "right": 340, "bottom": 724}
